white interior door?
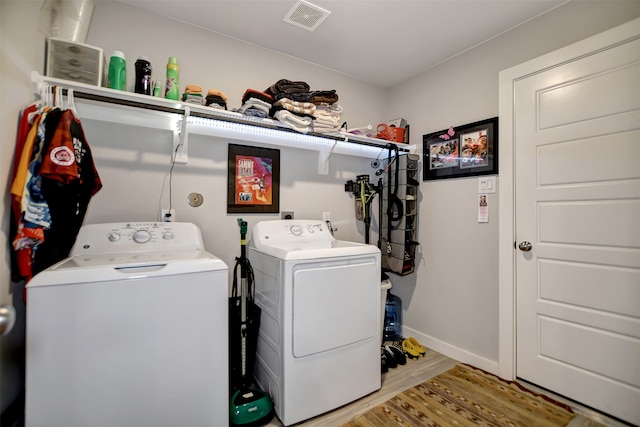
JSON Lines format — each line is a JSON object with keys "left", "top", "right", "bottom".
{"left": 513, "top": 25, "right": 640, "bottom": 425}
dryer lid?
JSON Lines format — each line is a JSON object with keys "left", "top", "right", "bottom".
{"left": 249, "top": 219, "right": 379, "bottom": 260}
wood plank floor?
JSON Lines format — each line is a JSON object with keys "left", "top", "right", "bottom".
{"left": 265, "top": 346, "right": 457, "bottom": 427}
{"left": 264, "top": 347, "right": 628, "bottom": 427}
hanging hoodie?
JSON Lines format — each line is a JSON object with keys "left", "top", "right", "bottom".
{"left": 32, "top": 108, "right": 102, "bottom": 274}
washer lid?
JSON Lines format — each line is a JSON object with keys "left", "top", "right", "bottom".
{"left": 27, "top": 250, "right": 228, "bottom": 287}
{"left": 249, "top": 219, "right": 380, "bottom": 260}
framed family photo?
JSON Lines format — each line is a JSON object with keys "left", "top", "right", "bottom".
{"left": 227, "top": 144, "right": 280, "bottom": 213}
{"left": 422, "top": 117, "right": 498, "bottom": 181}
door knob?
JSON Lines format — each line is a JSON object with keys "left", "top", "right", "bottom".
{"left": 518, "top": 241, "right": 532, "bottom": 252}
{"left": 0, "top": 305, "right": 16, "bottom": 337}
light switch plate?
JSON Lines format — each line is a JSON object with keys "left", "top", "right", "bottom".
{"left": 478, "top": 176, "right": 496, "bottom": 194}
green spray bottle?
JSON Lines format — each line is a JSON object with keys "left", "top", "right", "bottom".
{"left": 164, "top": 57, "right": 180, "bottom": 100}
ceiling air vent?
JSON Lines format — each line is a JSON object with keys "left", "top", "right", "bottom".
{"left": 283, "top": 0, "right": 331, "bottom": 32}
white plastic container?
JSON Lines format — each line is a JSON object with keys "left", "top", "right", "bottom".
{"left": 45, "top": 37, "right": 106, "bottom": 86}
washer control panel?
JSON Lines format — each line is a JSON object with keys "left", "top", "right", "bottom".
{"left": 71, "top": 222, "right": 205, "bottom": 255}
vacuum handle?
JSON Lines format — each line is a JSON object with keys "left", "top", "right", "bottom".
{"left": 237, "top": 218, "right": 248, "bottom": 237}
{"left": 238, "top": 218, "right": 248, "bottom": 275}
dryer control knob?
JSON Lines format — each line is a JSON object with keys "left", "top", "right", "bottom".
{"left": 290, "top": 225, "right": 302, "bottom": 236}
{"left": 133, "top": 230, "right": 152, "bottom": 244}
{"left": 163, "top": 231, "right": 174, "bottom": 240}
{"left": 108, "top": 232, "right": 120, "bottom": 242}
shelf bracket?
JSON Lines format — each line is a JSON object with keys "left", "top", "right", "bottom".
{"left": 173, "top": 106, "right": 190, "bottom": 164}
{"left": 318, "top": 140, "right": 339, "bottom": 175}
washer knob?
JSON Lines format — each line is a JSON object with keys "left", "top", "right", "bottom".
{"left": 133, "top": 230, "right": 152, "bottom": 244}
{"left": 163, "top": 231, "right": 174, "bottom": 240}
{"left": 108, "top": 232, "right": 120, "bottom": 242}
{"left": 290, "top": 225, "right": 302, "bottom": 236}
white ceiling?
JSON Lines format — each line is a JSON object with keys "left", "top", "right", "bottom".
{"left": 118, "top": 0, "right": 568, "bottom": 88}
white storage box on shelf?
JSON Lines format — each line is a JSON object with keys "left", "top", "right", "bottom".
{"left": 45, "top": 37, "right": 106, "bottom": 86}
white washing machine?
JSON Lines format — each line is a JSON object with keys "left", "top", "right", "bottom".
{"left": 25, "top": 222, "right": 229, "bottom": 427}
{"left": 248, "top": 219, "right": 381, "bottom": 426}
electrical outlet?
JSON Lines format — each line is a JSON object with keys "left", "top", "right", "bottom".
{"left": 281, "top": 211, "right": 294, "bottom": 220}
{"left": 161, "top": 209, "right": 175, "bottom": 222}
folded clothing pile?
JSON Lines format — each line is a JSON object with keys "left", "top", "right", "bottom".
{"left": 205, "top": 88, "right": 228, "bottom": 110}
{"left": 182, "top": 84, "right": 203, "bottom": 105}
{"left": 235, "top": 88, "right": 274, "bottom": 118}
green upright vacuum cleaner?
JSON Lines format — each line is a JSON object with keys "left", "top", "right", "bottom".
{"left": 229, "top": 218, "right": 274, "bottom": 426}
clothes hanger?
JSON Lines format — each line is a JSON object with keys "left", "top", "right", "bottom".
{"left": 43, "top": 82, "right": 51, "bottom": 107}
{"left": 67, "top": 88, "right": 79, "bottom": 118}
{"left": 28, "top": 82, "right": 49, "bottom": 122}
{"left": 54, "top": 85, "right": 63, "bottom": 110}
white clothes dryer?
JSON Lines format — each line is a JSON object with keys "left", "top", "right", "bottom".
{"left": 25, "top": 222, "right": 228, "bottom": 427}
{"left": 248, "top": 220, "right": 381, "bottom": 426}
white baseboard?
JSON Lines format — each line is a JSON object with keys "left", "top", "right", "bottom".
{"left": 402, "top": 325, "right": 500, "bottom": 376}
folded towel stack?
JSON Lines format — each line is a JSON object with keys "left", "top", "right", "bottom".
{"left": 308, "top": 89, "right": 342, "bottom": 134}
{"left": 310, "top": 90, "right": 339, "bottom": 105}
{"left": 312, "top": 103, "right": 344, "bottom": 134}
{"left": 266, "top": 80, "right": 343, "bottom": 134}
{"left": 265, "top": 79, "right": 316, "bottom": 133}
{"left": 264, "top": 79, "right": 310, "bottom": 97}
{"left": 273, "top": 98, "right": 316, "bottom": 116}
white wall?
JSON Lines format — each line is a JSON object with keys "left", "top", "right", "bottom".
{"left": 386, "top": 0, "right": 640, "bottom": 371}
{"left": 80, "top": 0, "right": 390, "bottom": 270}
{"left": 2, "top": 0, "right": 640, "bottom": 416}
{"left": 0, "top": 0, "right": 387, "bottom": 413}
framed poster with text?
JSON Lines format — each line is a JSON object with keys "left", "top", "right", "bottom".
{"left": 227, "top": 144, "right": 280, "bottom": 213}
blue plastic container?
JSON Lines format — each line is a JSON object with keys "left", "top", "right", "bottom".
{"left": 384, "top": 290, "right": 402, "bottom": 341}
